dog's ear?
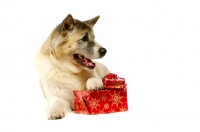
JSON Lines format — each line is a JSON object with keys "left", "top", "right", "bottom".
{"left": 59, "top": 14, "right": 75, "bottom": 35}
{"left": 84, "top": 16, "right": 100, "bottom": 28}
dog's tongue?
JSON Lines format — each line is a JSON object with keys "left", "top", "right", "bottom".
{"left": 84, "top": 57, "right": 95, "bottom": 67}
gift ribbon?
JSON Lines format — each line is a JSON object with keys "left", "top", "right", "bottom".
{"left": 102, "top": 73, "right": 118, "bottom": 83}
{"left": 102, "top": 73, "right": 127, "bottom": 89}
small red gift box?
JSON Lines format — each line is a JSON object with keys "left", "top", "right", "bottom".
{"left": 102, "top": 73, "right": 126, "bottom": 89}
{"left": 74, "top": 89, "right": 128, "bottom": 114}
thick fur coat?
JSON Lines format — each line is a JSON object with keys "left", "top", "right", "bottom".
{"left": 35, "top": 14, "right": 109, "bottom": 120}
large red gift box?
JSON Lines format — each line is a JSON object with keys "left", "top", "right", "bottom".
{"left": 74, "top": 73, "right": 128, "bottom": 115}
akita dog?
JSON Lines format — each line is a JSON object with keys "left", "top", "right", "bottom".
{"left": 35, "top": 14, "right": 109, "bottom": 120}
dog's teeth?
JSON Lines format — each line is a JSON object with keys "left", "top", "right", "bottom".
{"left": 78, "top": 55, "right": 83, "bottom": 60}
{"left": 78, "top": 54, "right": 85, "bottom": 60}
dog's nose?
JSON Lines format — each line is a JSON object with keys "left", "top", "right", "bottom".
{"left": 99, "top": 48, "right": 107, "bottom": 56}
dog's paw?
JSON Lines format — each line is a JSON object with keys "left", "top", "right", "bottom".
{"left": 86, "top": 78, "right": 103, "bottom": 90}
{"left": 47, "top": 107, "right": 65, "bottom": 120}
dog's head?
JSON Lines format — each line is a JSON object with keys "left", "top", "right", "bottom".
{"left": 46, "top": 14, "right": 107, "bottom": 72}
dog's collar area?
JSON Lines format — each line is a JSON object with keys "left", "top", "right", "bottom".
{"left": 74, "top": 54, "right": 95, "bottom": 69}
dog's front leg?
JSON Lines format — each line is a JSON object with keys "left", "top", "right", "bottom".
{"left": 41, "top": 80, "right": 71, "bottom": 120}
{"left": 86, "top": 77, "right": 103, "bottom": 90}
{"left": 47, "top": 97, "right": 70, "bottom": 120}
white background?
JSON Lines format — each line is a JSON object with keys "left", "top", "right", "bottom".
{"left": 0, "top": 0, "right": 200, "bottom": 132}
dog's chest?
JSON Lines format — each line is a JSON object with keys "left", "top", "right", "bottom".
{"left": 49, "top": 69, "right": 90, "bottom": 90}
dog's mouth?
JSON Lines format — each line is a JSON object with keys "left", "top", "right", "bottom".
{"left": 74, "top": 54, "right": 96, "bottom": 69}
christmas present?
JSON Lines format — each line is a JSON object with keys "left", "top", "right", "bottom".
{"left": 74, "top": 88, "right": 128, "bottom": 114}
{"left": 102, "top": 73, "right": 126, "bottom": 89}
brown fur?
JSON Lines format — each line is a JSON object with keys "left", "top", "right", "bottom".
{"left": 35, "top": 14, "right": 109, "bottom": 120}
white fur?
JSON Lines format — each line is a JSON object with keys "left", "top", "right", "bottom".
{"left": 35, "top": 14, "right": 109, "bottom": 120}
{"left": 35, "top": 50, "right": 109, "bottom": 119}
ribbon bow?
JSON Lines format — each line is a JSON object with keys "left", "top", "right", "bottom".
{"left": 102, "top": 73, "right": 126, "bottom": 89}
{"left": 104, "top": 73, "right": 118, "bottom": 79}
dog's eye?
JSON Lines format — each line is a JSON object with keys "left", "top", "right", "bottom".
{"left": 82, "top": 35, "right": 89, "bottom": 41}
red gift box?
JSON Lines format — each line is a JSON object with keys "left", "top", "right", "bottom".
{"left": 102, "top": 73, "right": 126, "bottom": 89}
{"left": 73, "top": 73, "right": 128, "bottom": 115}
{"left": 74, "top": 89, "right": 128, "bottom": 114}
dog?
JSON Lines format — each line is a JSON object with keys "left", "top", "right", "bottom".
{"left": 35, "top": 14, "right": 110, "bottom": 120}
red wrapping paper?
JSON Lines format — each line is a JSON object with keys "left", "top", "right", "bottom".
{"left": 74, "top": 89, "right": 128, "bottom": 114}
{"left": 74, "top": 73, "right": 128, "bottom": 114}
{"left": 102, "top": 73, "right": 126, "bottom": 89}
